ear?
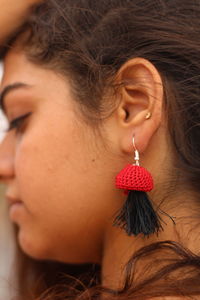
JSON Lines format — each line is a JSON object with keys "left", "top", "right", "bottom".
{"left": 115, "top": 57, "right": 163, "bottom": 154}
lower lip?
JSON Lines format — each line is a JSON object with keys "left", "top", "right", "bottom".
{"left": 9, "top": 202, "right": 24, "bottom": 220}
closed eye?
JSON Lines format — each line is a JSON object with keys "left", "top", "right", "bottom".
{"left": 6, "top": 112, "right": 32, "bottom": 132}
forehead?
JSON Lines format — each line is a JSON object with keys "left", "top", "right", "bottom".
{"left": 2, "top": 49, "right": 44, "bottom": 87}
{"left": 1, "top": 49, "right": 70, "bottom": 97}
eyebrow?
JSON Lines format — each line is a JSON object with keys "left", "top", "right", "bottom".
{"left": 0, "top": 82, "right": 31, "bottom": 113}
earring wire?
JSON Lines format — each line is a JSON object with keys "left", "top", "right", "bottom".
{"left": 133, "top": 137, "right": 140, "bottom": 166}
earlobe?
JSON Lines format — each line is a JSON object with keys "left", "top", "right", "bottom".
{"left": 115, "top": 57, "right": 163, "bottom": 153}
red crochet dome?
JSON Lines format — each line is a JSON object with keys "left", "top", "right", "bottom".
{"left": 115, "top": 164, "right": 153, "bottom": 192}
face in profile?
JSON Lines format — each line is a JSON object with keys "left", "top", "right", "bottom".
{"left": 0, "top": 47, "right": 124, "bottom": 264}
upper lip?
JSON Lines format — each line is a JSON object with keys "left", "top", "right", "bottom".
{"left": 5, "top": 195, "right": 22, "bottom": 206}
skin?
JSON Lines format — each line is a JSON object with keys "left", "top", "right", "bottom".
{"left": 0, "top": 49, "right": 124, "bottom": 263}
{"left": 0, "top": 0, "right": 42, "bottom": 44}
{"left": 0, "top": 46, "right": 199, "bottom": 291}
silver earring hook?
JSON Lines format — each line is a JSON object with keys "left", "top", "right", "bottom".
{"left": 133, "top": 137, "right": 140, "bottom": 166}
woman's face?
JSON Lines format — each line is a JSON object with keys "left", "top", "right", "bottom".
{"left": 0, "top": 48, "right": 124, "bottom": 263}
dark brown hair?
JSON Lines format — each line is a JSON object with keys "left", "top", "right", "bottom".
{"left": 6, "top": 0, "right": 200, "bottom": 299}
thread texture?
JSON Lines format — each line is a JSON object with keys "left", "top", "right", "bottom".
{"left": 115, "top": 164, "right": 153, "bottom": 192}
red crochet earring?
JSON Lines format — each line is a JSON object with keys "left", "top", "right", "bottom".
{"left": 114, "top": 137, "right": 162, "bottom": 236}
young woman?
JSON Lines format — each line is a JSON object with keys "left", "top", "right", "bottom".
{"left": 0, "top": 0, "right": 200, "bottom": 299}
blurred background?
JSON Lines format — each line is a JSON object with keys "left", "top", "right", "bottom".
{"left": 0, "top": 63, "right": 7, "bottom": 140}
{"left": 0, "top": 63, "right": 14, "bottom": 299}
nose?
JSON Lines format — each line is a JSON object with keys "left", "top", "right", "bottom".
{"left": 0, "top": 133, "right": 15, "bottom": 183}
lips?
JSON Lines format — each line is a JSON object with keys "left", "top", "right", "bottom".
{"left": 6, "top": 195, "right": 25, "bottom": 222}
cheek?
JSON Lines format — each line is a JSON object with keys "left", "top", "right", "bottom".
{"left": 14, "top": 127, "right": 98, "bottom": 226}
{"left": 15, "top": 122, "right": 75, "bottom": 210}
{"left": 13, "top": 124, "right": 92, "bottom": 259}
{"left": 12, "top": 117, "right": 119, "bottom": 262}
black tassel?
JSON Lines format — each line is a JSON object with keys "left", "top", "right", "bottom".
{"left": 114, "top": 190, "right": 163, "bottom": 236}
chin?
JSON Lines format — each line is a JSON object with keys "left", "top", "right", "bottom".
{"left": 18, "top": 229, "right": 53, "bottom": 261}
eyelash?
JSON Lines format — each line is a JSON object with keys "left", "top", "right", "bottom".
{"left": 6, "top": 112, "right": 32, "bottom": 133}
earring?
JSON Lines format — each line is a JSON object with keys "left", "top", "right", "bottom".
{"left": 145, "top": 112, "right": 152, "bottom": 120}
{"left": 114, "top": 137, "right": 162, "bottom": 236}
